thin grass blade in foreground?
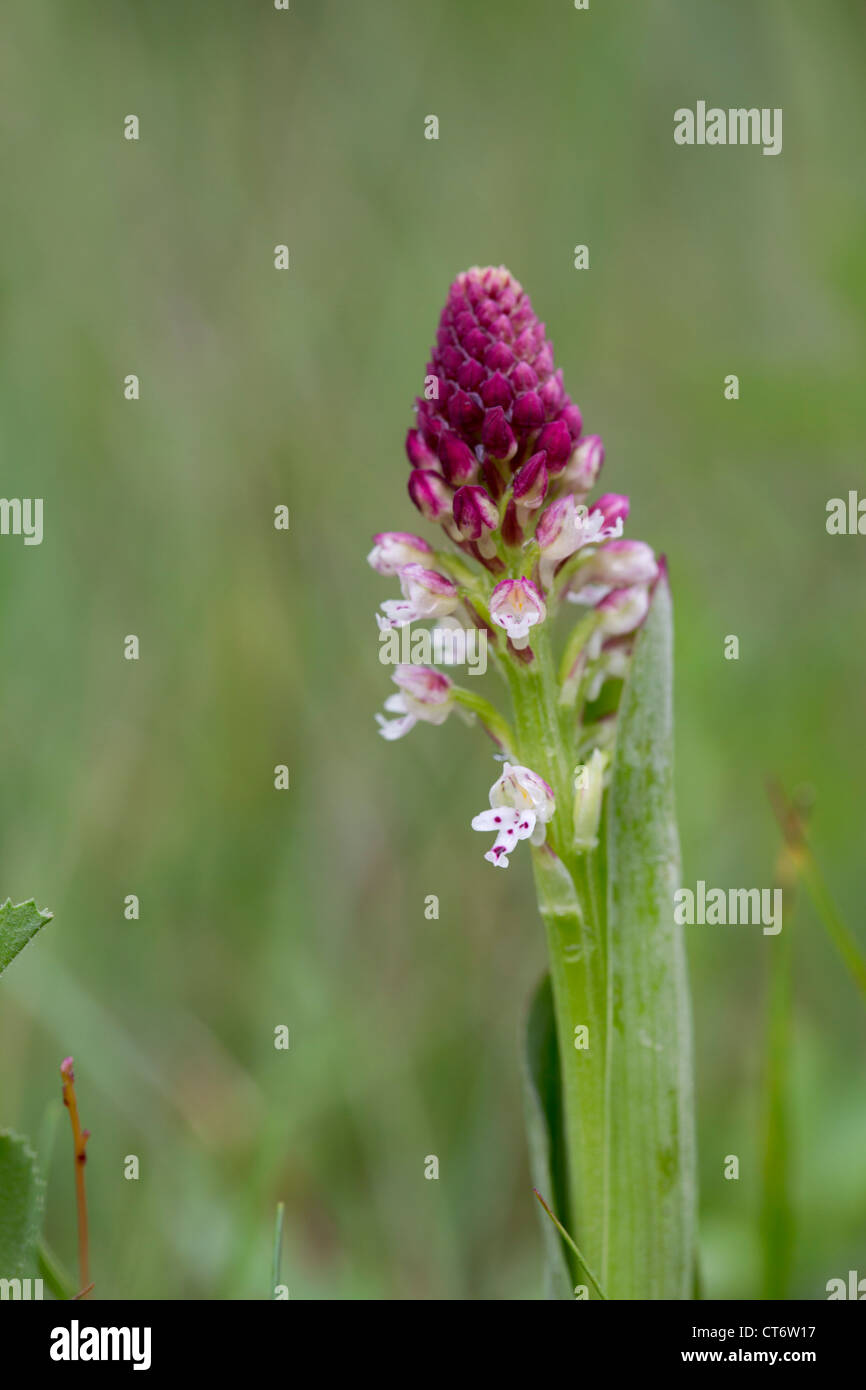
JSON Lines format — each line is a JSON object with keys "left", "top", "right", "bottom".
{"left": 271, "top": 1200, "right": 285, "bottom": 1299}
{"left": 533, "top": 1187, "right": 608, "bottom": 1299}
{"left": 760, "top": 823, "right": 796, "bottom": 1302}
{"left": 768, "top": 780, "right": 866, "bottom": 1003}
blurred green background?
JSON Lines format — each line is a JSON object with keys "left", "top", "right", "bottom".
{"left": 1, "top": 0, "right": 864, "bottom": 1299}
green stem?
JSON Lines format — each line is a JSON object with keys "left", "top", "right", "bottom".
{"left": 271, "top": 1201, "right": 285, "bottom": 1298}
{"left": 760, "top": 917, "right": 793, "bottom": 1298}
{"left": 505, "top": 631, "right": 607, "bottom": 1286}
{"left": 452, "top": 687, "right": 515, "bottom": 754}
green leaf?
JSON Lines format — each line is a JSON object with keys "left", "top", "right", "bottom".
{"left": 0, "top": 899, "right": 53, "bottom": 977}
{"left": 0, "top": 1131, "right": 45, "bottom": 1280}
{"left": 37, "top": 1238, "right": 76, "bottom": 1301}
{"left": 604, "top": 574, "right": 697, "bottom": 1298}
{"left": 522, "top": 973, "right": 573, "bottom": 1300}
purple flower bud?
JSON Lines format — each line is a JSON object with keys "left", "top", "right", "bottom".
{"left": 535, "top": 495, "right": 577, "bottom": 555}
{"left": 457, "top": 359, "right": 485, "bottom": 393}
{"left": 482, "top": 406, "right": 517, "bottom": 462}
{"left": 501, "top": 498, "right": 523, "bottom": 547}
{"left": 589, "top": 493, "right": 630, "bottom": 529}
{"left": 596, "top": 584, "right": 651, "bottom": 637}
{"left": 564, "top": 434, "right": 604, "bottom": 493}
{"left": 485, "top": 341, "right": 514, "bottom": 372}
{"left": 480, "top": 371, "right": 513, "bottom": 410}
{"left": 438, "top": 431, "right": 478, "bottom": 484}
{"left": 535, "top": 420, "right": 572, "bottom": 473}
{"left": 447, "top": 389, "right": 484, "bottom": 434}
{"left": 405, "top": 428, "right": 438, "bottom": 470}
{"left": 367, "top": 531, "right": 433, "bottom": 576}
{"left": 413, "top": 267, "right": 585, "bottom": 472}
{"left": 407, "top": 468, "right": 453, "bottom": 523}
{"left": 511, "top": 361, "right": 538, "bottom": 393}
{"left": 416, "top": 404, "right": 445, "bottom": 453}
{"left": 512, "top": 391, "right": 545, "bottom": 432}
{"left": 539, "top": 370, "right": 566, "bottom": 418}
{"left": 452, "top": 485, "right": 499, "bottom": 542}
{"left": 581, "top": 539, "right": 658, "bottom": 588}
{"left": 513, "top": 452, "right": 549, "bottom": 510}
{"left": 560, "top": 404, "right": 584, "bottom": 440}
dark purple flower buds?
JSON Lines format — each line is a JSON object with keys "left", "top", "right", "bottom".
{"left": 453, "top": 485, "right": 500, "bottom": 557}
{"left": 563, "top": 433, "right": 604, "bottom": 494}
{"left": 536, "top": 420, "right": 573, "bottom": 473}
{"left": 512, "top": 452, "right": 549, "bottom": 528}
{"left": 438, "top": 431, "right": 478, "bottom": 485}
{"left": 512, "top": 391, "right": 545, "bottom": 432}
{"left": 411, "top": 267, "right": 586, "bottom": 479}
{"left": 408, "top": 468, "right": 453, "bottom": 523}
{"left": 405, "top": 428, "right": 439, "bottom": 471}
{"left": 482, "top": 406, "right": 517, "bottom": 462}
{"left": 560, "top": 404, "right": 583, "bottom": 441}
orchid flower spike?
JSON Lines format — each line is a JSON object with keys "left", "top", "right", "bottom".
{"left": 471, "top": 762, "right": 556, "bottom": 867}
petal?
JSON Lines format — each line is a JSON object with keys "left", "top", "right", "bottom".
{"left": 375, "top": 712, "right": 417, "bottom": 741}
{"left": 471, "top": 807, "right": 519, "bottom": 832}
{"left": 485, "top": 848, "right": 511, "bottom": 867}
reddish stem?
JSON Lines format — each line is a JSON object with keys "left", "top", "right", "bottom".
{"left": 60, "top": 1056, "right": 91, "bottom": 1297}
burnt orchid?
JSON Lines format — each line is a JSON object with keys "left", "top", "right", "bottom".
{"left": 367, "top": 266, "right": 695, "bottom": 1300}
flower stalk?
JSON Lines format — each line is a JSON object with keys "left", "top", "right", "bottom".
{"left": 60, "top": 1056, "right": 92, "bottom": 1298}
{"left": 367, "top": 266, "right": 695, "bottom": 1298}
